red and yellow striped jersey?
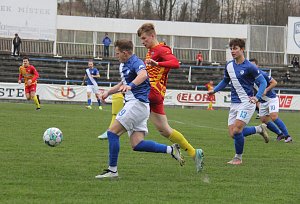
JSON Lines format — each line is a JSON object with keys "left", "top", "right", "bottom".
{"left": 146, "top": 43, "right": 179, "bottom": 97}
{"left": 18, "top": 65, "right": 39, "bottom": 86}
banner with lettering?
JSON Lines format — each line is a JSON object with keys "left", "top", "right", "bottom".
{"left": 0, "top": 83, "right": 299, "bottom": 110}
{"left": 0, "top": 0, "right": 57, "bottom": 40}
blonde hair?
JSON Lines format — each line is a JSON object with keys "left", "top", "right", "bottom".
{"left": 137, "top": 23, "right": 156, "bottom": 37}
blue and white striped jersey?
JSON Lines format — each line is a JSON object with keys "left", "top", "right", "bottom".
{"left": 86, "top": 68, "right": 99, "bottom": 85}
{"left": 119, "top": 54, "right": 150, "bottom": 103}
{"left": 225, "top": 59, "right": 261, "bottom": 103}
{"left": 254, "top": 70, "right": 277, "bottom": 102}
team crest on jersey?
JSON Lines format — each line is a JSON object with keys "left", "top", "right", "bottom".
{"left": 294, "top": 22, "right": 300, "bottom": 48}
{"left": 240, "top": 70, "right": 244, "bottom": 75}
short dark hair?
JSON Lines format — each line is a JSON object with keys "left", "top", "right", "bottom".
{"left": 22, "top": 56, "right": 29, "bottom": 61}
{"left": 229, "top": 38, "right": 245, "bottom": 49}
{"left": 249, "top": 58, "right": 258, "bottom": 65}
{"left": 114, "top": 39, "right": 133, "bottom": 52}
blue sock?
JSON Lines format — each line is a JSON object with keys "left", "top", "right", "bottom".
{"left": 107, "top": 131, "right": 120, "bottom": 167}
{"left": 97, "top": 99, "right": 102, "bottom": 106}
{"left": 133, "top": 140, "right": 167, "bottom": 153}
{"left": 266, "top": 121, "right": 282, "bottom": 135}
{"left": 274, "top": 118, "right": 289, "bottom": 136}
{"left": 87, "top": 99, "right": 92, "bottom": 106}
{"left": 243, "top": 126, "right": 256, "bottom": 137}
{"left": 234, "top": 132, "right": 244, "bottom": 154}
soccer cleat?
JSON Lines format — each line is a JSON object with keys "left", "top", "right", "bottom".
{"left": 195, "top": 149, "right": 204, "bottom": 172}
{"left": 259, "top": 123, "right": 269, "bottom": 143}
{"left": 85, "top": 105, "right": 92, "bottom": 109}
{"left": 170, "top": 144, "right": 185, "bottom": 166}
{"left": 95, "top": 169, "right": 118, "bottom": 179}
{"left": 98, "top": 131, "right": 108, "bottom": 140}
{"left": 284, "top": 136, "right": 293, "bottom": 143}
{"left": 99, "top": 106, "right": 103, "bottom": 110}
{"left": 255, "top": 114, "right": 260, "bottom": 119}
{"left": 36, "top": 107, "right": 41, "bottom": 111}
{"left": 227, "top": 157, "right": 242, "bottom": 165}
{"left": 276, "top": 133, "right": 284, "bottom": 141}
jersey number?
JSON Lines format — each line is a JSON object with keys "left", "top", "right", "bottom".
{"left": 270, "top": 105, "right": 275, "bottom": 111}
{"left": 239, "top": 111, "right": 248, "bottom": 119}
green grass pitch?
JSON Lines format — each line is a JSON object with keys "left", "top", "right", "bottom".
{"left": 0, "top": 102, "right": 299, "bottom": 204}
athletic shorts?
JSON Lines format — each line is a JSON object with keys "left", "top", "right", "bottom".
{"left": 228, "top": 101, "right": 256, "bottom": 126}
{"left": 149, "top": 87, "right": 165, "bottom": 115}
{"left": 259, "top": 97, "right": 279, "bottom": 117}
{"left": 116, "top": 99, "right": 150, "bottom": 137}
{"left": 87, "top": 85, "right": 99, "bottom": 94}
{"left": 25, "top": 84, "right": 37, "bottom": 94}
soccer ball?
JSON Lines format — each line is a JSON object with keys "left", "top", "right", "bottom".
{"left": 43, "top": 127, "right": 63, "bottom": 147}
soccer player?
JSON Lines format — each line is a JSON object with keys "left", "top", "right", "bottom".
{"left": 137, "top": 23, "right": 204, "bottom": 172}
{"left": 250, "top": 59, "right": 292, "bottom": 143}
{"left": 97, "top": 92, "right": 124, "bottom": 139}
{"left": 81, "top": 60, "right": 102, "bottom": 110}
{"left": 205, "top": 80, "right": 214, "bottom": 110}
{"left": 95, "top": 39, "right": 184, "bottom": 179}
{"left": 18, "top": 56, "right": 41, "bottom": 110}
{"left": 208, "top": 38, "right": 269, "bottom": 165}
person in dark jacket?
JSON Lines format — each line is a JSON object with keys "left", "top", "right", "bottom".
{"left": 12, "top": 33, "right": 22, "bottom": 56}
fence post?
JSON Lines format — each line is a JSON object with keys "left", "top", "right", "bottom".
{"left": 188, "top": 66, "right": 192, "bottom": 83}
{"left": 65, "top": 61, "right": 68, "bottom": 85}
{"left": 106, "top": 62, "right": 110, "bottom": 79}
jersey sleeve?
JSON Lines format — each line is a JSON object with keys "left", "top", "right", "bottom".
{"left": 157, "top": 46, "right": 180, "bottom": 68}
{"left": 248, "top": 63, "right": 261, "bottom": 79}
{"left": 31, "top": 66, "right": 39, "bottom": 82}
{"left": 134, "top": 60, "right": 146, "bottom": 74}
{"left": 18, "top": 66, "right": 23, "bottom": 81}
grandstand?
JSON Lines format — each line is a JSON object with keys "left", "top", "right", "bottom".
{"left": 1, "top": 53, "right": 300, "bottom": 94}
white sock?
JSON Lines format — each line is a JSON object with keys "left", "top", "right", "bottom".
{"left": 255, "top": 126, "right": 262, "bottom": 133}
{"left": 166, "top": 146, "right": 172, "bottom": 154}
{"left": 108, "top": 166, "right": 117, "bottom": 172}
{"left": 235, "top": 154, "right": 242, "bottom": 160}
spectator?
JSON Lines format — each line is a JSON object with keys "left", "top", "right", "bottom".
{"left": 102, "top": 33, "right": 112, "bottom": 57}
{"left": 12, "top": 33, "right": 22, "bottom": 56}
{"left": 291, "top": 55, "right": 299, "bottom": 70}
{"left": 196, "top": 51, "right": 203, "bottom": 66}
{"left": 282, "top": 70, "right": 291, "bottom": 84}
{"left": 205, "top": 80, "right": 214, "bottom": 110}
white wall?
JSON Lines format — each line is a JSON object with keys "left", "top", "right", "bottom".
{"left": 56, "top": 15, "right": 248, "bottom": 38}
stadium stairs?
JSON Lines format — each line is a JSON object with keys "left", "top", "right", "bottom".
{"left": 0, "top": 53, "right": 300, "bottom": 93}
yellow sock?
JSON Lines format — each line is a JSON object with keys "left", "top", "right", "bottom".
{"left": 208, "top": 102, "right": 212, "bottom": 109}
{"left": 109, "top": 93, "right": 124, "bottom": 128}
{"left": 169, "top": 129, "right": 195, "bottom": 158}
{"left": 33, "top": 95, "right": 40, "bottom": 108}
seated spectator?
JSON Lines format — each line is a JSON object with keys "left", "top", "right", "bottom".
{"left": 196, "top": 51, "right": 203, "bottom": 66}
{"left": 282, "top": 70, "right": 291, "bottom": 84}
{"left": 291, "top": 55, "right": 299, "bottom": 70}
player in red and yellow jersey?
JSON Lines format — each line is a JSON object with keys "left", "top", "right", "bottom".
{"left": 18, "top": 56, "right": 41, "bottom": 110}
{"left": 205, "top": 80, "right": 215, "bottom": 110}
{"left": 137, "top": 23, "right": 204, "bottom": 172}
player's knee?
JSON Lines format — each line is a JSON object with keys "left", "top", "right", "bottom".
{"left": 270, "top": 114, "right": 278, "bottom": 121}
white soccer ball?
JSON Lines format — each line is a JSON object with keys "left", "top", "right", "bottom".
{"left": 43, "top": 127, "right": 63, "bottom": 147}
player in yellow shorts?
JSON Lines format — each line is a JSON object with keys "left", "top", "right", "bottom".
{"left": 98, "top": 92, "right": 124, "bottom": 139}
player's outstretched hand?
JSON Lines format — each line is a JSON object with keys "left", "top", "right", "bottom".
{"left": 100, "top": 91, "right": 109, "bottom": 101}
{"left": 249, "top": 96, "right": 258, "bottom": 104}
{"left": 18, "top": 80, "right": 21, "bottom": 84}
{"left": 118, "top": 84, "right": 131, "bottom": 93}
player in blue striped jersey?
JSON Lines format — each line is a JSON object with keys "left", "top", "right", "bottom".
{"left": 208, "top": 38, "right": 268, "bottom": 165}
{"left": 250, "top": 59, "right": 292, "bottom": 143}
{"left": 81, "top": 60, "right": 102, "bottom": 110}
{"left": 95, "top": 39, "right": 184, "bottom": 179}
